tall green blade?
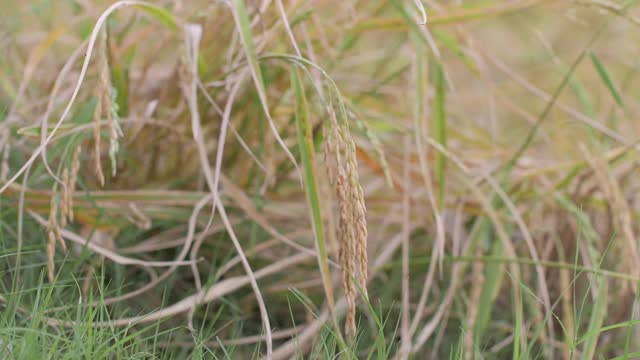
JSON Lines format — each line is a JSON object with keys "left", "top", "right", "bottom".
{"left": 432, "top": 60, "right": 447, "bottom": 208}
{"left": 589, "top": 51, "right": 624, "bottom": 107}
{"left": 290, "top": 66, "right": 337, "bottom": 333}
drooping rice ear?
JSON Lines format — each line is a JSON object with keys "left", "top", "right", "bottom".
{"left": 46, "top": 186, "right": 66, "bottom": 283}
{"left": 324, "top": 102, "right": 368, "bottom": 338}
{"left": 60, "top": 169, "right": 69, "bottom": 228}
{"left": 67, "top": 145, "right": 82, "bottom": 223}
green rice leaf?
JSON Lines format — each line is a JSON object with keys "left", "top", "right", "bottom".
{"left": 290, "top": 65, "right": 336, "bottom": 335}
{"left": 589, "top": 51, "right": 624, "bottom": 107}
{"left": 133, "top": 4, "right": 177, "bottom": 31}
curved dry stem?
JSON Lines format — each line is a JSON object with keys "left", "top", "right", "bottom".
{"left": 29, "top": 211, "right": 196, "bottom": 268}
{"left": 413, "top": 0, "right": 428, "bottom": 25}
{"left": 275, "top": 0, "right": 302, "bottom": 56}
{"left": 41, "top": 252, "right": 311, "bottom": 328}
{"left": 215, "top": 194, "right": 273, "bottom": 358}
{"left": 181, "top": 22, "right": 220, "bottom": 292}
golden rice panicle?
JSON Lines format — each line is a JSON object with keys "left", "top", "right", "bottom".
{"left": 67, "top": 145, "right": 81, "bottom": 223}
{"left": 59, "top": 145, "right": 82, "bottom": 228}
{"left": 46, "top": 187, "right": 66, "bottom": 283}
{"left": 93, "top": 95, "right": 104, "bottom": 186}
{"left": 347, "top": 134, "right": 368, "bottom": 294}
{"left": 60, "top": 169, "right": 69, "bottom": 228}
{"left": 324, "top": 105, "right": 368, "bottom": 338}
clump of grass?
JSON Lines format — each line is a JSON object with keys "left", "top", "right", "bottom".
{"left": 4, "top": 0, "right": 640, "bottom": 359}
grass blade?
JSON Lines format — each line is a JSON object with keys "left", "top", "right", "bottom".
{"left": 589, "top": 51, "right": 624, "bottom": 107}
{"left": 432, "top": 60, "right": 447, "bottom": 208}
{"left": 473, "top": 224, "right": 506, "bottom": 348}
{"left": 290, "top": 66, "right": 338, "bottom": 335}
{"left": 581, "top": 277, "right": 608, "bottom": 359}
{"left": 132, "top": 4, "right": 177, "bottom": 31}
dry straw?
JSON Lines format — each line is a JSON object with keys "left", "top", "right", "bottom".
{"left": 0, "top": 129, "right": 9, "bottom": 181}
